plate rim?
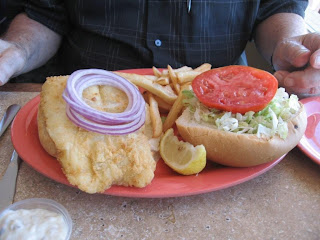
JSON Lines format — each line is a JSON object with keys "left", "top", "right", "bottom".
{"left": 297, "top": 96, "right": 320, "bottom": 165}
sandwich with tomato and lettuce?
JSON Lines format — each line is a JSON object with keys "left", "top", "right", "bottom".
{"left": 176, "top": 65, "right": 307, "bottom": 167}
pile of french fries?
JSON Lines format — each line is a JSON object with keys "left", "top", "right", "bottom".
{"left": 115, "top": 63, "right": 212, "bottom": 138}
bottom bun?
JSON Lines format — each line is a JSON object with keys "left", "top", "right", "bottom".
{"left": 176, "top": 103, "right": 307, "bottom": 167}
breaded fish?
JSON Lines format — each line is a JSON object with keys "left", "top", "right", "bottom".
{"left": 38, "top": 76, "right": 157, "bottom": 193}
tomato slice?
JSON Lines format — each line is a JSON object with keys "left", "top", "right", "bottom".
{"left": 191, "top": 65, "right": 278, "bottom": 114}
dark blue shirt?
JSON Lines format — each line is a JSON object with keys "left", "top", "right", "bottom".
{"left": 7, "top": 0, "right": 308, "bottom": 73}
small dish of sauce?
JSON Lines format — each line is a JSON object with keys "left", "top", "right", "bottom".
{"left": 0, "top": 198, "right": 72, "bottom": 240}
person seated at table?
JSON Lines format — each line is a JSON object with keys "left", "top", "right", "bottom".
{"left": 0, "top": 0, "right": 319, "bottom": 98}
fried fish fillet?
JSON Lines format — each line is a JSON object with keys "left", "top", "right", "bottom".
{"left": 38, "top": 76, "right": 157, "bottom": 193}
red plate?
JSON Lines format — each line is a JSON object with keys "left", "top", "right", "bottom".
{"left": 297, "top": 96, "right": 320, "bottom": 165}
{"left": 11, "top": 69, "right": 284, "bottom": 198}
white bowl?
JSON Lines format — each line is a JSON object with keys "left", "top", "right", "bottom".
{"left": 0, "top": 198, "right": 72, "bottom": 240}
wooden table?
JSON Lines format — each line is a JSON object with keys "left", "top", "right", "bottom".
{"left": 0, "top": 84, "right": 319, "bottom": 240}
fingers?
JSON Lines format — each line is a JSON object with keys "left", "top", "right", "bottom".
{"left": 273, "top": 39, "right": 311, "bottom": 71}
{"left": 310, "top": 48, "right": 320, "bottom": 69}
{"left": 0, "top": 42, "right": 26, "bottom": 85}
{"left": 274, "top": 67, "right": 320, "bottom": 97}
{"left": 286, "top": 86, "right": 320, "bottom": 99}
{"left": 273, "top": 32, "right": 320, "bottom": 71}
{"left": 303, "top": 32, "right": 320, "bottom": 69}
{"left": 0, "top": 55, "right": 14, "bottom": 86}
{"left": 300, "top": 32, "right": 320, "bottom": 53}
{"left": 0, "top": 68, "right": 11, "bottom": 86}
{"left": 284, "top": 41, "right": 310, "bottom": 68}
{"left": 274, "top": 70, "right": 290, "bottom": 87}
{"left": 0, "top": 52, "right": 18, "bottom": 85}
{"left": 272, "top": 33, "right": 320, "bottom": 98}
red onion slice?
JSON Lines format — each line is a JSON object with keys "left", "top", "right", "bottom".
{"left": 65, "top": 106, "right": 146, "bottom": 135}
{"left": 62, "top": 69, "right": 146, "bottom": 135}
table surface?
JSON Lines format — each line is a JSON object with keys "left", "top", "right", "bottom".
{"left": 0, "top": 84, "right": 319, "bottom": 240}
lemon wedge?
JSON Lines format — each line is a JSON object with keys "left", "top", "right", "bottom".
{"left": 159, "top": 128, "right": 206, "bottom": 175}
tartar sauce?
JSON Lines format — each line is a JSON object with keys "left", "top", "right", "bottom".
{"left": 0, "top": 208, "right": 68, "bottom": 240}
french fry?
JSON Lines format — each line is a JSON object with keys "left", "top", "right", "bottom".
{"left": 148, "top": 92, "right": 163, "bottom": 138}
{"left": 163, "top": 84, "right": 175, "bottom": 95}
{"left": 161, "top": 69, "right": 169, "bottom": 77}
{"left": 163, "top": 84, "right": 192, "bottom": 132}
{"left": 174, "top": 66, "right": 193, "bottom": 72}
{"left": 167, "top": 65, "right": 181, "bottom": 94}
{"left": 152, "top": 66, "right": 162, "bottom": 77}
{"left": 156, "top": 76, "right": 170, "bottom": 85}
{"left": 115, "top": 72, "right": 177, "bottom": 104}
{"left": 194, "top": 63, "right": 212, "bottom": 72}
{"left": 144, "top": 75, "right": 158, "bottom": 81}
{"left": 181, "top": 82, "right": 192, "bottom": 89}
{"left": 174, "top": 84, "right": 181, "bottom": 94}
{"left": 176, "top": 71, "right": 201, "bottom": 84}
{"left": 153, "top": 95, "right": 172, "bottom": 112}
{"left": 142, "top": 91, "right": 149, "bottom": 103}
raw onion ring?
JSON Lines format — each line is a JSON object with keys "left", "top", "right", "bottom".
{"left": 62, "top": 69, "right": 146, "bottom": 135}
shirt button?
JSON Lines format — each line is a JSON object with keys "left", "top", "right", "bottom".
{"left": 155, "top": 39, "right": 162, "bottom": 47}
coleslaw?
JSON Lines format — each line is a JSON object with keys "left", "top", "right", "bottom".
{"left": 182, "top": 88, "right": 301, "bottom": 139}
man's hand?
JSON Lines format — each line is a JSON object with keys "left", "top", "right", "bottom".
{"left": 0, "top": 39, "right": 27, "bottom": 85}
{"left": 272, "top": 32, "right": 320, "bottom": 98}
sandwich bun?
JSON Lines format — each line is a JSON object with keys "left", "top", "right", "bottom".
{"left": 176, "top": 103, "right": 307, "bottom": 167}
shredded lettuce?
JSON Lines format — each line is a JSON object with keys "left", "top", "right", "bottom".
{"left": 182, "top": 88, "right": 300, "bottom": 139}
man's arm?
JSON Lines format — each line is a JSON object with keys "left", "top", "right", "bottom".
{"left": 0, "top": 13, "right": 62, "bottom": 85}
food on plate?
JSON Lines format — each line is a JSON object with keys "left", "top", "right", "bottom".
{"left": 176, "top": 65, "right": 307, "bottom": 167}
{"left": 159, "top": 128, "right": 206, "bottom": 175}
{"left": 37, "top": 64, "right": 213, "bottom": 191}
{"left": 163, "top": 84, "right": 192, "bottom": 132}
{"left": 192, "top": 65, "right": 278, "bottom": 114}
{"left": 38, "top": 64, "right": 305, "bottom": 184}
{"left": 38, "top": 69, "right": 158, "bottom": 193}
{"left": 151, "top": 94, "right": 172, "bottom": 112}
{"left": 155, "top": 76, "right": 170, "bottom": 85}
{"left": 115, "top": 72, "right": 178, "bottom": 104}
{"left": 147, "top": 92, "right": 163, "bottom": 138}
{"left": 115, "top": 63, "right": 211, "bottom": 105}
{"left": 152, "top": 66, "right": 162, "bottom": 77}
{"left": 193, "top": 63, "right": 212, "bottom": 73}
{"left": 167, "top": 65, "right": 181, "bottom": 94}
